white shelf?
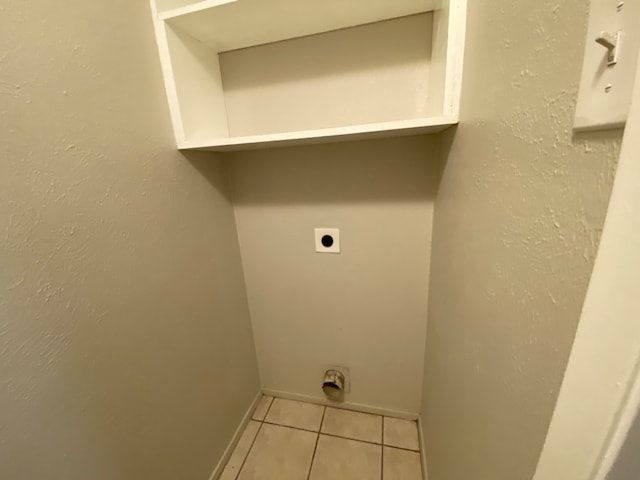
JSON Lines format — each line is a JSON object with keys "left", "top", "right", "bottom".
{"left": 179, "top": 116, "right": 459, "bottom": 151}
{"left": 159, "top": 0, "right": 439, "bottom": 51}
{"left": 149, "top": 0, "right": 467, "bottom": 151}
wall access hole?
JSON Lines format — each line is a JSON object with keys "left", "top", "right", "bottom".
{"left": 314, "top": 228, "right": 340, "bottom": 253}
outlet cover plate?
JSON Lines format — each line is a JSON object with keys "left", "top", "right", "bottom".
{"left": 315, "top": 228, "right": 340, "bottom": 253}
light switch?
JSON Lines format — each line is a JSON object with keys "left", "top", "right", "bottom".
{"left": 574, "top": 0, "right": 640, "bottom": 131}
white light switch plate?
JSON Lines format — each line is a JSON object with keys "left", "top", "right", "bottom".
{"left": 574, "top": 0, "right": 640, "bottom": 131}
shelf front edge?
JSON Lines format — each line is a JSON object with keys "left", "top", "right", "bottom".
{"left": 178, "top": 117, "right": 459, "bottom": 152}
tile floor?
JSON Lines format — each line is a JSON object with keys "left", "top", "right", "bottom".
{"left": 220, "top": 396, "right": 423, "bottom": 480}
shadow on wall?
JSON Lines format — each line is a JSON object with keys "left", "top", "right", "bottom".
{"left": 183, "top": 150, "right": 234, "bottom": 203}
{"left": 606, "top": 407, "right": 640, "bottom": 480}
{"left": 218, "top": 13, "right": 432, "bottom": 89}
{"left": 221, "top": 134, "right": 446, "bottom": 206}
{"left": 572, "top": 128, "right": 628, "bottom": 151}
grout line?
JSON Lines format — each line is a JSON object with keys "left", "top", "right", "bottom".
{"left": 259, "top": 418, "right": 420, "bottom": 453}
{"left": 306, "top": 406, "right": 326, "bottom": 480}
{"left": 383, "top": 444, "right": 420, "bottom": 453}
{"left": 320, "top": 431, "right": 383, "bottom": 446}
{"left": 262, "top": 395, "right": 276, "bottom": 423}
{"left": 242, "top": 396, "right": 419, "bottom": 480}
{"left": 256, "top": 395, "right": 275, "bottom": 422}
{"left": 322, "top": 403, "right": 384, "bottom": 417}
{"left": 234, "top": 396, "right": 276, "bottom": 480}
{"left": 262, "top": 420, "right": 321, "bottom": 434}
{"left": 381, "top": 417, "right": 385, "bottom": 480}
{"left": 319, "top": 405, "right": 327, "bottom": 433}
{"left": 233, "top": 422, "right": 262, "bottom": 480}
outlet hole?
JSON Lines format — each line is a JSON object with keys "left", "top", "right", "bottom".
{"left": 321, "top": 235, "right": 334, "bottom": 247}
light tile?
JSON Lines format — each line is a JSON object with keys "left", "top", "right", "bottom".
{"left": 309, "top": 435, "right": 381, "bottom": 480}
{"left": 383, "top": 447, "right": 423, "bottom": 480}
{"left": 238, "top": 423, "right": 316, "bottom": 480}
{"left": 252, "top": 395, "right": 274, "bottom": 421}
{"left": 220, "top": 421, "right": 261, "bottom": 480}
{"left": 321, "top": 407, "right": 382, "bottom": 443}
{"left": 383, "top": 417, "right": 419, "bottom": 451}
{"left": 265, "top": 398, "right": 324, "bottom": 431}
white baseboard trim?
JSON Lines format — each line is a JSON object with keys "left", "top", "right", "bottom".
{"left": 208, "top": 390, "right": 262, "bottom": 480}
{"left": 262, "top": 388, "right": 418, "bottom": 420}
{"left": 418, "top": 416, "right": 429, "bottom": 480}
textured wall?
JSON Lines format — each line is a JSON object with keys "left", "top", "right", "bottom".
{"left": 0, "top": 2, "right": 259, "bottom": 479}
{"left": 228, "top": 136, "right": 439, "bottom": 415}
{"left": 421, "top": 0, "right": 622, "bottom": 479}
{"left": 532, "top": 63, "right": 640, "bottom": 480}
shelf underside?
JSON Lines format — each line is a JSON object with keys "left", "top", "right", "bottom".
{"left": 179, "top": 117, "right": 458, "bottom": 152}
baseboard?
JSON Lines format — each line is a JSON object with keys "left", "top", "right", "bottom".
{"left": 262, "top": 388, "right": 418, "bottom": 420}
{"left": 208, "top": 390, "right": 262, "bottom": 480}
{"left": 418, "top": 416, "right": 429, "bottom": 480}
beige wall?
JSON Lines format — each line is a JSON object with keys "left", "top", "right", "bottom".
{"left": 155, "top": 0, "right": 197, "bottom": 13}
{"left": 532, "top": 55, "right": 640, "bottom": 480}
{"left": 219, "top": 13, "right": 432, "bottom": 137}
{"left": 421, "top": 0, "right": 622, "bottom": 479}
{"left": 228, "top": 136, "right": 439, "bottom": 414}
{"left": 607, "top": 409, "right": 640, "bottom": 480}
{"left": 0, "top": 2, "right": 259, "bottom": 479}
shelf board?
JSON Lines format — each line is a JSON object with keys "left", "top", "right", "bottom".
{"left": 179, "top": 117, "right": 458, "bottom": 152}
{"left": 158, "top": 0, "right": 236, "bottom": 20}
{"left": 160, "top": 0, "right": 437, "bottom": 52}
